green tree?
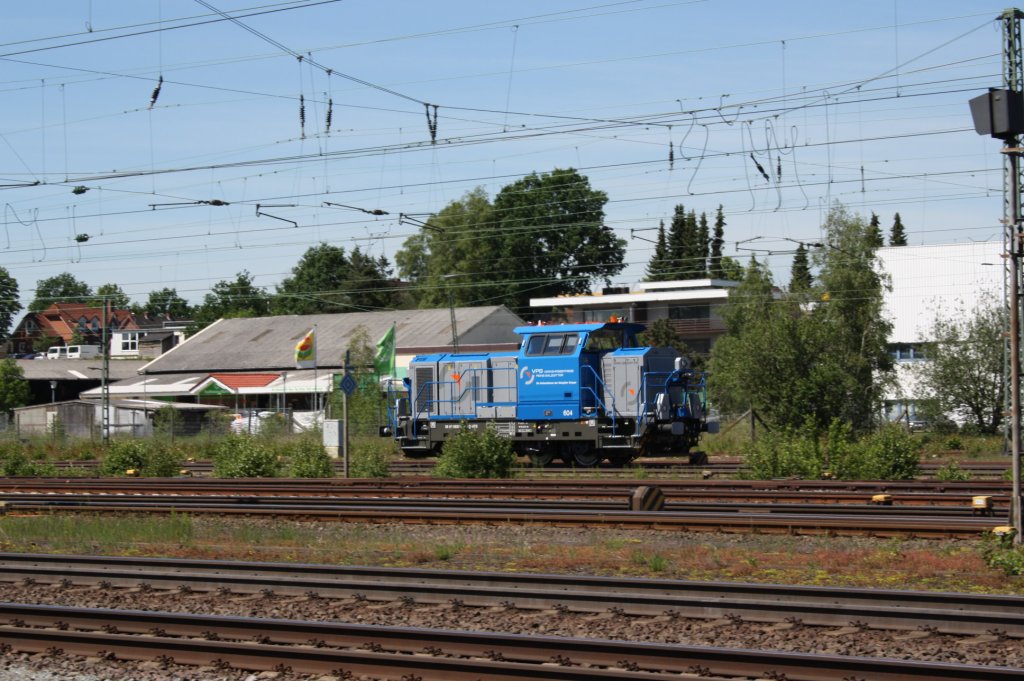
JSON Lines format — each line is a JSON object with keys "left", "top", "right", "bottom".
{"left": 643, "top": 221, "right": 670, "bottom": 282}
{"left": 29, "top": 273, "right": 92, "bottom": 312}
{"left": 890, "top": 212, "right": 908, "bottom": 246}
{"left": 709, "top": 206, "right": 726, "bottom": 279}
{"left": 697, "top": 212, "right": 710, "bottom": 276}
{"left": 666, "top": 205, "right": 704, "bottom": 279}
{"left": 709, "top": 258, "right": 810, "bottom": 427}
{"left": 710, "top": 205, "right": 892, "bottom": 433}
{"left": 141, "top": 287, "right": 192, "bottom": 319}
{"left": 718, "top": 256, "right": 745, "bottom": 282}
{"left": 92, "top": 283, "right": 131, "bottom": 309}
{"left": 866, "top": 212, "right": 884, "bottom": 248}
{"left": 273, "top": 243, "right": 353, "bottom": 314}
{"left": 812, "top": 204, "right": 893, "bottom": 429}
{"left": 395, "top": 170, "right": 625, "bottom": 312}
{"left": 0, "top": 359, "right": 30, "bottom": 415}
{"left": 914, "top": 299, "right": 1005, "bottom": 433}
{"left": 190, "top": 270, "right": 270, "bottom": 333}
{"left": 493, "top": 168, "right": 625, "bottom": 310}
{"left": 327, "top": 325, "right": 388, "bottom": 438}
{"left": 641, "top": 318, "right": 703, "bottom": 369}
{"left": 790, "top": 243, "right": 812, "bottom": 292}
{"left": 395, "top": 187, "right": 506, "bottom": 308}
{"left": 641, "top": 318, "right": 683, "bottom": 349}
{"left": 345, "top": 246, "right": 396, "bottom": 311}
{"left": 0, "top": 267, "right": 21, "bottom": 342}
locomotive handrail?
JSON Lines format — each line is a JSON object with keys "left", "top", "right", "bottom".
{"left": 579, "top": 364, "right": 616, "bottom": 434}
{"left": 408, "top": 365, "right": 517, "bottom": 423}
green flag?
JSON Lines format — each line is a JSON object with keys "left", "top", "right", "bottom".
{"left": 375, "top": 323, "right": 396, "bottom": 377}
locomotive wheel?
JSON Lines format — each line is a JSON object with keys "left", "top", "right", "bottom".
{"left": 526, "top": 447, "right": 557, "bottom": 467}
{"left": 562, "top": 442, "right": 601, "bottom": 468}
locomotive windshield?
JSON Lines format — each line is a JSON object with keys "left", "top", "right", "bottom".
{"left": 525, "top": 332, "right": 579, "bottom": 356}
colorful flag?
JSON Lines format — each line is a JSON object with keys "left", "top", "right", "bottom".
{"left": 295, "top": 327, "right": 316, "bottom": 369}
{"left": 375, "top": 323, "right": 396, "bottom": 377}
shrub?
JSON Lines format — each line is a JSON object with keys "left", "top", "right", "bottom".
{"left": 212, "top": 435, "right": 280, "bottom": 478}
{"left": 944, "top": 435, "right": 964, "bottom": 451}
{"left": 142, "top": 444, "right": 185, "bottom": 477}
{"left": 935, "top": 461, "right": 971, "bottom": 482}
{"left": 744, "top": 421, "right": 919, "bottom": 481}
{"left": 743, "top": 423, "right": 823, "bottom": 479}
{"left": 0, "top": 445, "right": 57, "bottom": 476}
{"left": 100, "top": 439, "right": 149, "bottom": 476}
{"left": 857, "top": 423, "right": 920, "bottom": 480}
{"left": 981, "top": 529, "right": 1024, "bottom": 575}
{"left": 432, "top": 426, "right": 516, "bottom": 479}
{"left": 286, "top": 436, "right": 333, "bottom": 478}
{"left": 349, "top": 438, "right": 393, "bottom": 478}
{"left": 99, "top": 439, "right": 184, "bottom": 477}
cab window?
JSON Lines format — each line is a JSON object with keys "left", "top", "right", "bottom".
{"left": 525, "top": 333, "right": 579, "bottom": 356}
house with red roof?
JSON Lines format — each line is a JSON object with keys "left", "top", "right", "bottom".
{"left": 8, "top": 303, "right": 137, "bottom": 356}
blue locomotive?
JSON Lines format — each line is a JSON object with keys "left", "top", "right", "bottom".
{"left": 380, "top": 321, "right": 714, "bottom": 466}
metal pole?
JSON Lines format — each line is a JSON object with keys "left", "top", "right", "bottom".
{"left": 342, "top": 349, "right": 350, "bottom": 478}
{"left": 101, "top": 297, "right": 110, "bottom": 444}
{"left": 1008, "top": 148, "right": 1024, "bottom": 543}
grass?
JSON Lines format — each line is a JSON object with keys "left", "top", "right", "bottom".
{"left": 2, "top": 514, "right": 1022, "bottom": 594}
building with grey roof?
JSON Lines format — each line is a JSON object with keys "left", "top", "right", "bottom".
{"left": 80, "top": 306, "right": 524, "bottom": 411}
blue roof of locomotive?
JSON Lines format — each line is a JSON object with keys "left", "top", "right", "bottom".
{"left": 513, "top": 321, "right": 644, "bottom": 336}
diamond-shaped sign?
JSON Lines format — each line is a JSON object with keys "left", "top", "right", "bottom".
{"left": 338, "top": 373, "right": 358, "bottom": 396}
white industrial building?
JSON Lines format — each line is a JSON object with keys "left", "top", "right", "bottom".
{"left": 876, "top": 241, "right": 1003, "bottom": 423}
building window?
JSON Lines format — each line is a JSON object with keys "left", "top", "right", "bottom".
{"left": 888, "top": 343, "right": 926, "bottom": 362}
{"left": 91, "top": 316, "right": 101, "bottom": 331}
{"left": 121, "top": 331, "right": 139, "bottom": 352}
{"left": 669, "top": 304, "right": 710, "bottom": 320}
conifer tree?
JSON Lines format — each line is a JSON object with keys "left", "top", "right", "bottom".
{"left": 697, "top": 211, "right": 710, "bottom": 277}
{"left": 866, "top": 212, "right": 884, "bottom": 248}
{"left": 790, "top": 243, "right": 812, "bottom": 292}
{"left": 666, "top": 204, "right": 690, "bottom": 279}
{"left": 710, "top": 205, "right": 725, "bottom": 279}
{"left": 890, "top": 212, "right": 908, "bottom": 246}
{"left": 644, "top": 220, "right": 670, "bottom": 281}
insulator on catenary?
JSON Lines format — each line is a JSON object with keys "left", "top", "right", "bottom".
{"left": 326, "top": 98, "right": 333, "bottom": 131}
{"left": 749, "top": 153, "right": 770, "bottom": 183}
{"left": 299, "top": 94, "right": 306, "bottom": 139}
{"left": 149, "top": 75, "right": 163, "bottom": 109}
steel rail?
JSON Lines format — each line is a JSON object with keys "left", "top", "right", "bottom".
{"left": 0, "top": 602, "right": 1019, "bottom": 681}
{"left": 0, "top": 491, "right": 1006, "bottom": 515}
{"left": 0, "top": 477, "right": 1012, "bottom": 499}
{"left": 1, "top": 553, "right": 1022, "bottom": 637}
{"left": 1, "top": 498, "right": 1003, "bottom": 537}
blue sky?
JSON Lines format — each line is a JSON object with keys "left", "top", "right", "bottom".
{"left": 0, "top": 0, "right": 1013, "bottom": 313}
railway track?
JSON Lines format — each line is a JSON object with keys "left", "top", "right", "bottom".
{"left": 2, "top": 552, "right": 1023, "bottom": 637}
{"left": 3, "top": 601, "right": 1020, "bottom": 681}
{"left": 0, "top": 476, "right": 1012, "bottom": 501}
{"left": 50, "top": 456, "right": 1014, "bottom": 479}
{"left": 2, "top": 553, "right": 1024, "bottom": 679}
{"left": 0, "top": 496, "right": 1004, "bottom": 537}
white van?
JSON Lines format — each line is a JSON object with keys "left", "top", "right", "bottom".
{"left": 46, "top": 346, "right": 68, "bottom": 359}
{"left": 66, "top": 345, "right": 101, "bottom": 359}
